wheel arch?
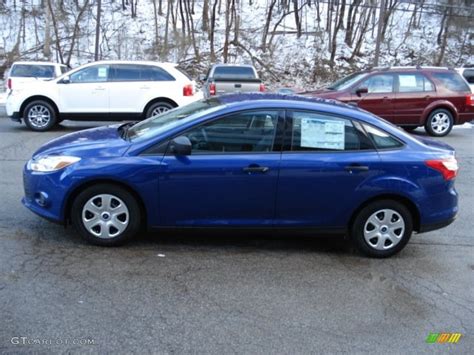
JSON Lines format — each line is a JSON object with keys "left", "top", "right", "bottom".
{"left": 349, "top": 194, "right": 421, "bottom": 232}
{"left": 142, "top": 97, "right": 178, "bottom": 119}
{"left": 20, "top": 95, "right": 59, "bottom": 119}
{"left": 422, "top": 102, "right": 458, "bottom": 124}
{"left": 64, "top": 179, "right": 148, "bottom": 227}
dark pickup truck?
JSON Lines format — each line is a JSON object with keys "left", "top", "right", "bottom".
{"left": 200, "top": 64, "right": 264, "bottom": 98}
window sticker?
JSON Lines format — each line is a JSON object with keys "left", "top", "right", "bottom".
{"left": 98, "top": 67, "right": 107, "bottom": 78}
{"left": 301, "top": 118, "right": 345, "bottom": 150}
{"left": 399, "top": 75, "right": 417, "bottom": 87}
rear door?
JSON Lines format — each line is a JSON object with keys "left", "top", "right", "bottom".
{"left": 108, "top": 64, "right": 146, "bottom": 116}
{"left": 275, "top": 110, "right": 382, "bottom": 228}
{"left": 351, "top": 73, "right": 395, "bottom": 121}
{"left": 393, "top": 72, "right": 436, "bottom": 125}
{"left": 157, "top": 109, "right": 284, "bottom": 226}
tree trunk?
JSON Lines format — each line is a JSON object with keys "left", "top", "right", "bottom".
{"left": 94, "top": 0, "right": 102, "bottom": 61}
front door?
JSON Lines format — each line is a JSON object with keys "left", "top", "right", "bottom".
{"left": 158, "top": 109, "right": 284, "bottom": 226}
{"left": 276, "top": 110, "right": 382, "bottom": 228}
{"left": 59, "top": 64, "right": 110, "bottom": 115}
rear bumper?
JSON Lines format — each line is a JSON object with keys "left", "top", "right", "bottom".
{"left": 458, "top": 112, "right": 474, "bottom": 124}
{"left": 419, "top": 216, "right": 456, "bottom": 233}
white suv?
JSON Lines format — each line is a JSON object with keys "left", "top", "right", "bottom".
{"left": 6, "top": 60, "right": 199, "bottom": 131}
{"left": 6, "top": 61, "right": 68, "bottom": 93}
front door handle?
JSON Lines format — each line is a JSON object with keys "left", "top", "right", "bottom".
{"left": 344, "top": 164, "right": 369, "bottom": 172}
{"left": 243, "top": 166, "right": 269, "bottom": 174}
{"left": 94, "top": 86, "right": 106, "bottom": 91}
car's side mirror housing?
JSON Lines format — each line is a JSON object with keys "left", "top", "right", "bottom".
{"left": 58, "top": 75, "right": 70, "bottom": 84}
{"left": 169, "top": 136, "right": 192, "bottom": 156}
{"left": 355, "top": 87, "right": 368, "bottom": 97}
{"left": 198, "top": 74, "right": 207, "bottom": 82}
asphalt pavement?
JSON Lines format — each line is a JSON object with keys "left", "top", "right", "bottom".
{"left": 0, "top": 113, "right": 473, "bottom": 354}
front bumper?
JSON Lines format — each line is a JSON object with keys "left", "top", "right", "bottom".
{"left": 22, "top": 165, "right": 67, "bottom": 223}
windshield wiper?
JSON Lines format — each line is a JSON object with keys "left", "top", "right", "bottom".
{"left": 118, "top": 121, "right": 138, "bottom": 140}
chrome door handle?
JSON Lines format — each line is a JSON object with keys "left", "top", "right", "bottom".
{"left": 344, "top": 164, "right": 369, "bottom": 172}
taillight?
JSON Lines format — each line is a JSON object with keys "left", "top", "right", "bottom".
{"left": 7, "top": 78, "right": 12, "bottom": 90}
{"left": 209, "top": 83, "right": 216, "bottom": 96}
{"left": 183, "top": 84, "right": 193, "bottom": 96}
{"left": 425, "top": 157, "right": 458, "bottom": 181}
{"left": 466, "top": 94, "right": 474, "bottom": 106}
{"left": 259, "top": 83, "right": 265, "bottom": 92}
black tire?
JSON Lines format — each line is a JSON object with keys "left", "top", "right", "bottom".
{"left": 71, "top": 184, "right": 142, "bottom": 246}
{"left": 145, "top": 101, "right": 175, "bottom": 118}
{"left": 424, "top": 108, "right": 453, "bottom": 137}
{"left": 402, "top": 126, "right": 418, "bottom": 132}
{"left": 23, "top": 100, "right": 58, "bottom": 132}
{"left": 351, "top": 200, "right": 413, "bottom": 258}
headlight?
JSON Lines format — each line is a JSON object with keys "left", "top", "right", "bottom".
{"left": 28, "top": 156, "right": 81, "bottom": 172}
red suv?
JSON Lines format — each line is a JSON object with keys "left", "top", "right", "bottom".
{"left": 304, "top": 67, "right": 474, "bottom": 136}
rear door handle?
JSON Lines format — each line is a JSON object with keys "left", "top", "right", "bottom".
{"left": 243, "top": 166, "right": 269, "bottom": 174}
{"left": 94, "top": 86, "right": 106, "bottom": 91}
{"left": 140, "top": 86, "right": 150, "bottom": 90}
{"left": 344, "top": 164, "right": 369, "bottom": 172}
{"left": 235, "top": 83, "right": 242, "bottom": 88}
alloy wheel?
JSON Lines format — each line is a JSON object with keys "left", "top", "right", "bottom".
{"left": 429, "top": 112, "right": 450, "bottom": 135}
{"left": 27, "top": 105, "right": 51, "bottom": 128}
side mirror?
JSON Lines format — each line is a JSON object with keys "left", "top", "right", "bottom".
{"left": 355, "top": 87, "right": 368, "bottom": 97}
{"left": 198, "top": 74, "right": 207, "bottom": 82}
{"left": 169, "top": 136, "right": 192, "bottom": 156}
{"left": 58, "top": 75, "right": 70, "bottom": 84}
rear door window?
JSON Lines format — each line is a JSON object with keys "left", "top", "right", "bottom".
{"left": 398, "top": 74, "right": 434, "bottom": 92}
{"left": 110, "top": 65, "right": 142, "bottom": 81}
{"left": 289, "top": 111, "right": 373, "bottom": 151}
{"left": 359, "top": 74, "right": 394, "bottom": 93}
{"left": 432, "top": 72, "right": 470, "bottom": 92}
{"left": 10, "top": 64, "right": 55, "bottom": 78}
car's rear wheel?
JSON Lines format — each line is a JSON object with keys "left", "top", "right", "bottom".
{"left": 71, "top": 184, "right": 141, "bottom": 246}
{"left": 425, "top": 109, "right": 453, "bottom": 137}
{"left": 24, "top": 100, "right": 57, "bottom": 131}
{"left": 145, "top": 101, "right": 174, "bottom": 118}
{"left": 351, "top": 200, "right": 413, "bottom": 258}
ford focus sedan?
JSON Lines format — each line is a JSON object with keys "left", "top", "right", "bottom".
{"left": 22, "top": 94, "right": 459, "bottom": 257}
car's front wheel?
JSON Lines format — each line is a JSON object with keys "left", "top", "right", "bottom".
{"left": 145, "top": 101, "right": 174, "bottom": 118}
{"left": 351, "top": 200, "right": 413, "bottom": 258}
{"left": 24, "top": 100, "right": 58, "bottom": 131}
{"left": 71, "top": 184, "right": 142, "bottom": 246}
{"left": 425, "top": 109, "right": 453, "bottom": 137}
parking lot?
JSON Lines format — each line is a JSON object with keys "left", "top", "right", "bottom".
{"left": 0, "top": 112, "right": 472, "bottom": 353}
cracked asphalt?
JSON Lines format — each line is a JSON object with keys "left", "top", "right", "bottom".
{"left": 0, "top": 113, "right": 472, "bottom": 354}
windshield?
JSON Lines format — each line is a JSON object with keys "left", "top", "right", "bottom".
{"left": 327, "top": 72, "right": 368, "bottom": 91}
{"left": 127, "top": 98, "right": 223, "bottom": 141}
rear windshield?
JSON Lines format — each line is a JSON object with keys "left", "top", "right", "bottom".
{"left": 213, "top": 66, "right": 256, "bottom": 80}
{"left": 431, "top": 72, "right": 470, "bottom": 92}
{"left": 10, "top": 64, "right": 56, "bottom": 78}
{"left": 175, "top": 66, "right": 193, "bottom": 81}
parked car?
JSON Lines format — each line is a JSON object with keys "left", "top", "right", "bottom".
{"left": 200, "top": 64, "right": 264, "bottom": 98}
{"left": 455, "top": 67, "right": 474, "bottom": 92}
{"left": 303, "top": 67, "right": 474, "bottom": 136}
{"left": 5, "top": 61, "right": 68, "bottom": 93}
{"left": 6, "top": 60, "right": 198, "bottom": 131}
{"left": 22, "top": 93, "right": 458, "bottom": 258}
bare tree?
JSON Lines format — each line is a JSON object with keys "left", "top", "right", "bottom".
{"left": 95, "top": 0, "right": 102, "bottom": 61}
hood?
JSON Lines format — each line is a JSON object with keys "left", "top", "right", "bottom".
{"left": 33, "top": 124, "right": 131, "bottom": 158}
{"left": 301, "top": 88, "right": 340, "bottom": 99}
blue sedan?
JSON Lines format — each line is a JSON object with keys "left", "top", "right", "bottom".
{"left": 23, "top": 94, "right": 459, "bottom": 257}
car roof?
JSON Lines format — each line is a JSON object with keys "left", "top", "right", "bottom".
{"left": 212, "top": 64, "right": 255, "bottom": 68}
{"left": 367, "top": 66, "right": 454, "bottom": 73}
{"left": 12, "top": 61, "right": 65, "bottom": 66}
{"left": 81, "top": 60, "right": 178, "bottom": 67}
